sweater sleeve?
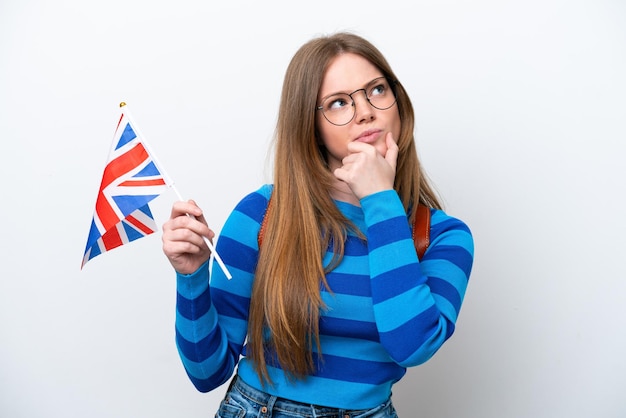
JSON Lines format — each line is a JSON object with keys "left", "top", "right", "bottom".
{"left": 360, "top": 190, "right": 474, "bottom": 366}
{"left": 174, "top": 186, "right": 271, "bottom": 392}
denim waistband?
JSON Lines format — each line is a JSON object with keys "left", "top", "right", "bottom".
{"left": 225, "top": 375, "right": 395, "bottom": 418}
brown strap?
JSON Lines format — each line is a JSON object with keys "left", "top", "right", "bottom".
{"left": 257, "top": 195, "right": 273, "bottom": 249}
{"left": 258, "top": 196, "right": 431, "bottom": 259}
{"left": 412, "top": 204, "right": 431, "bottom": 260}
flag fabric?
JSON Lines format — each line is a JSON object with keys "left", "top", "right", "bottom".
{"left": 82, "top": 110, "right": 171, "bottom": 268}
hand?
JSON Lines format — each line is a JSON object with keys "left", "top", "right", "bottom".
{"left": 162, "top": 200, "right": 215, "bottom": 275}
{"left": 333, "top": 132, "right": 398, "bottom": 200}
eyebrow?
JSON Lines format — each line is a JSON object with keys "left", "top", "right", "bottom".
{"left": 319, "top": 76, "right": 386, "bottom": 102}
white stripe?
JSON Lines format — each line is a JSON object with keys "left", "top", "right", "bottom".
{"left": 115, "top": 222, "right": 130, "bottom": 245}
{"left": 130, "top": 209, "right": 158, "bottom": 229}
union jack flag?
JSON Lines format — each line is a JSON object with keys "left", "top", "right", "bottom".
{"left": 82, "top": 110, "right": 171, "bottom": 268}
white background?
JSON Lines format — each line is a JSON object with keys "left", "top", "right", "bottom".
{"left": 1, "top": 1, "right": 625, "bottom": 417}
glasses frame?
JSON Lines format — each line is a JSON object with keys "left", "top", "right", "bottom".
{"left": 316, "top": 76, "right": 398, "bottom": 126}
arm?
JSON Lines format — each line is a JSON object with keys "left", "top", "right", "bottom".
{"left": 167, "top": 187, "right": 271, "bottom": 392}
{"left": 361, "top": 190, "right": 474, "bottom": 366}
{"left": 175, "top": 262, "right": 238, "bottom": 391}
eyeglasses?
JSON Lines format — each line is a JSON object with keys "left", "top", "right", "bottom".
{"left": 316, "top": 77, "right": 397, "bottom": 126}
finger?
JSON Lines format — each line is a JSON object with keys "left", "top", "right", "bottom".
{"left": 177, "top": 214, "right": 214, "bottom": 240}
{"left": 163, "top": 221, "right": 206, "bottom": 252}
{"left": 170, "top": 200, "right": 203, "bottom": 219}
{"left": 384, "top": 133, "right": 399, "bottom": 171}
{"left": 333, "top": 166, "right": 356, "bottom": 186}
{"left": 185, "top": 200, "right": 212, "bottom": 229}
{"left": 162, "top": 223, "right": 214, "bottom": 263}
{"left": 346, "top": 140, "right": 373, "bottom": 154}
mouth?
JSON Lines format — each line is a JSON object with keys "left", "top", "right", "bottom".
{"left": 354, "top": 129, "right": 382, "bottom": 144}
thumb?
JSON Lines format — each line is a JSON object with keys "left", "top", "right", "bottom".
{"left": 385, "top": 132, "right": 399, "bottom": 171}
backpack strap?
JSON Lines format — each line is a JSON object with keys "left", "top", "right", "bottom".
{"left": 258, "top": 196, "right": 431, "bottom": 259}
{"left": 412, "top": 203, "right": 431, "bottom": 260}
{"left": 257, "top": 195, "right": 273, "bottom": 249}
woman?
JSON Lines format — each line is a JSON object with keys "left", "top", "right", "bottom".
{"left": 163, "top": 32, "right": 474, "bottom": 417}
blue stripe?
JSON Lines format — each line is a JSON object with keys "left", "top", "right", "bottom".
{"left": 85, "top": 219, "right": 102, "bottom": 251}
{"left": 176, "top": 287, "right": 212, "bottom": 321}
{"left": 325, "top": 272, "right": 371, "bottom": 296}
{"left": 326, "top": 254, "right": 369, "bottom": 276}
{"left": 420, "top": 259, "right": 469, "bottom": 300}
{"left": 379, "top": 305, "right": 447, "bottom": 363}
{"left": 369, "top": 240, "right": 418, "bottom": 276}
{"left": 176, "top": 327, "right": 226, "bottom": 363}
{"left": 326, "top": 233, "right": 368, "bottom": 256}
{"left": 366, "top": 216, "right": 411, "bottom": 250}
{"left": 210, "top": 264, "right": 255, "bottom": 297}
{"left": 116, "top": 123, "right": 136, "bottom": 149}
{"left": 374, "top": 287, "right": 434, "bottom": 333}
{"left": 218, "top": 236, "right": 258, "bottom": 274}
{"left": 134, "top": 161, "right": 161, "bottom": 177}
{"left": 176, "top": 310, "right": 214, "bottom": 343}
{"left": 322, "top": 293, "right": 374, "bottom": 322}
{"left": 359, "top": 190, "right": 404, "bottom": 224}
{"left": 317, "top": 335, "right": 390, "bottom": 361}
{"left": 211, "top": 287, "right": 250, "bottom": 321}
{"left": 136, "top": 204, "right": 152, "bottom": 216}
{"left": 112, "top": 195, "right": 157, "bottom": 218}
{"left": 430, "top": 217, "right": 472, "bottom": 241}
{"left": 234, "top": 189, "right": 269, "bottom": 224}
{"left": 216, "top": 314, "right": 249, "bottom": 339}
{"left": 121, "top": 219, "right": 145, "bottom": 241}
{"left": 370, "top": 263, "right": 425, "bottom": 303}
{"left": 342, "top": 234, "right": 369, "bottom": 256}
{"left": 185, "top": 363, "right": 234, "bottom": 393}
{"left": 319, "top": 316, "right": 379, "bottom": 342}
{"left": 222, "top": 211, "right": 261, "bottom": 249}
{"left": 429, "top": 277, "right": 462, "bottom": 314}
{"left": 177, "top": 336, "right": 228, "bottom": 379}
{"left": 86, "top": 242, "right": 101, "bottom": 259}
{"left": 432, "top": 294, "right": 458, "bottom": 323}
{"left": 426, "top": 245, "right": 474, "bottom": 278}
{"left": 312, "top": 352, "right": 401, "bottom": 385}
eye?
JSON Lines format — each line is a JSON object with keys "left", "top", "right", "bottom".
{"left": 369, "top": 80, "right": 388, "bottom": 98}
{"left": 324, "top": 94, "right": 352, "bottom": 112}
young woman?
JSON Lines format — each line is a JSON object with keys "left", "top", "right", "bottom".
{"left": 162, "top": 32, "right": 474, "bottom": 417}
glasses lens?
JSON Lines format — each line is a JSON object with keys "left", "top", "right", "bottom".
{"left": 367, "top": 78, "right": 396, "bottom": 111}
{"left": 321, "top": 94, "right": 354, "bottom": 126}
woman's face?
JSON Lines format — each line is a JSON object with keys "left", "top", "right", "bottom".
{"left": 316, "top": 53, "right": 401, "bottom": 171}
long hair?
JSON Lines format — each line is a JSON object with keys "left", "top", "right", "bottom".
{"left": 248, "top": 32, "right": 442, "bottom": 384}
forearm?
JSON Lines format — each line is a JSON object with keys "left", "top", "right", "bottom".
{"left": 175, "top": 261, "right": 240, "bottom": 392}
{"left": 362, "top": 190, "right": 474, "bottom": 366}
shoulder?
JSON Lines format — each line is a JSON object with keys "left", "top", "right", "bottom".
{"left": 428, "top": 208, "right": 474, "bottom": 257}
{"left": 231, "top": 184, "right": 273, "bottom": 222}
{"left": 429, "top": 209, "right": 471, "bottom": 235}
{"left": 218, "top": 185, "right": 274, "bottom": 256}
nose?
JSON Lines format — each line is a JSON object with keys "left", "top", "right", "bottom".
{"left": 351, "top": 89, "right": 375, "bottom": 123}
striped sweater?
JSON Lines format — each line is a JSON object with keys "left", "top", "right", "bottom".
{"left": 175, "top": 184, "right": 474, "bottom": 409}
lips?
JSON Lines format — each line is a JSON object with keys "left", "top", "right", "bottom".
{"left": 354, "top": 129, "right": 382, "bottom": 144}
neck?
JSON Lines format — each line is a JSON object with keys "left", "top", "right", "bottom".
{"left": 329, "top": 178, "right": 360, "bottom": 206}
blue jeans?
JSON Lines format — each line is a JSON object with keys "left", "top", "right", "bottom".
{"left": 215, "top": 376, "right": 398, "bottom": 418}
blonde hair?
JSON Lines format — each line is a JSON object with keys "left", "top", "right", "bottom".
{"left": 248, "top": 32, "right": 442, "bottom": 384}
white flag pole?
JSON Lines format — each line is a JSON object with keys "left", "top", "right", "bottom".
{"left": 120, "top": 102, "right": 233, "bottom": 280}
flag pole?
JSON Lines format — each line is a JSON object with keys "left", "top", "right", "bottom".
{"left": 120, "top": 102, "right": 233, "bottom": 280}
